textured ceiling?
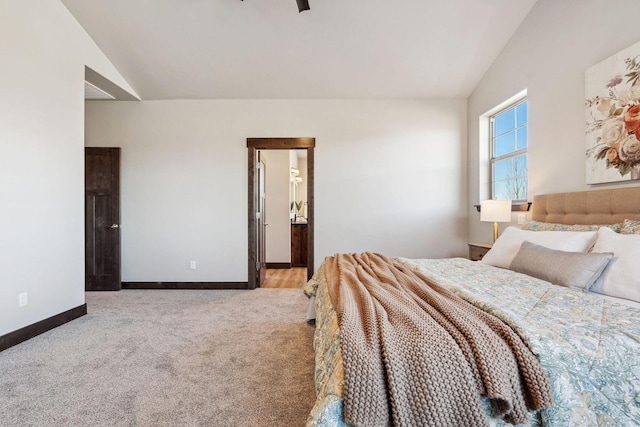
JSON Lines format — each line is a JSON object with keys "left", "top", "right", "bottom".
{"left": 63, "top": 0, "right": 537, "bottom": 100}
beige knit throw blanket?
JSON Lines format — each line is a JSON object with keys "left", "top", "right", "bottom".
{"left": 324, "top": 252, "right": 552, "bottom": 427}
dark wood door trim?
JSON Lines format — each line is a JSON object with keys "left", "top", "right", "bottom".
{"left": 247, "top": 138, "right": 315, "bottom": 289}
{"left": 247, "top": 138, "right": 315, "bottom": 149}
{"left": 248, "top": 146, "right": 258, "bottom": 289}
{"left": 306, "top": 146, "right": 314, "bottom": 280}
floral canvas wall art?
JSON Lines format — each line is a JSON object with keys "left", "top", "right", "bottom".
{"left": 586, "top": 40, "right": 640, "bottom": 184}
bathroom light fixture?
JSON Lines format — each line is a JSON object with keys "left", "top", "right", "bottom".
{"left": 480, "top": 200, "right": 512, "bottom": 242}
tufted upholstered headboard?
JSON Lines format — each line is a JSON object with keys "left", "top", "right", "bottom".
{"left": 531, "top": 187, "right": 640, "bottom": 224}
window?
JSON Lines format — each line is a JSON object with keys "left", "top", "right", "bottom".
{"left": 490, "top": 100, "right": 527, "bottom": 201}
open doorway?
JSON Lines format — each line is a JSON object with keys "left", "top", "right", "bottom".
{"left": 247, "top": 138, "right": 315, "bottom": 289}
{"left": 261, "top": 149, "right": 307, "bottom": 288}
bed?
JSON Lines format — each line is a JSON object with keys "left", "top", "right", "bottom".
{"left": 304, "top": 187, "right": 640, "bottom": 427}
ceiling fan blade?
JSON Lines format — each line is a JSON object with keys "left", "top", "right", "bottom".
{"left": 296, "top": 0, "right": 310, "bottom": 12}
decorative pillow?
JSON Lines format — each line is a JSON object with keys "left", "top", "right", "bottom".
{"left": 590, "top": 227, "right": 640, "bottom": 302}
{"left": 619, "top": 218, "right": 640, "bottom": 234}
{"left": 480, "top": 227, "right": 598, "bottom": 269}
{"left": 521, "top": 219, "right": 621, "bottom": 232}
{"left": 509, "top": 241, "right": 613, "bottom": 291}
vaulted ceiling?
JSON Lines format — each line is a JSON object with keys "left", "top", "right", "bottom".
{"left": 62, "top": 0, "right": 537, "bottom": 100}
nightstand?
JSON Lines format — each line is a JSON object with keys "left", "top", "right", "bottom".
{"left": 468, "top": 243, "right": 492, "bottom": 261}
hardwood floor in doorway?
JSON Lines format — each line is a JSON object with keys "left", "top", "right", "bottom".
{"left": 262, "top": 268, "right": 307, "bottom": 289}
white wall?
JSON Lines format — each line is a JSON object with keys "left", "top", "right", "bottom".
{"left": 85, "top": 99, "right": 467, "bottom": 281}
{"left": 468, "top": 0, "right": 640, "bottom": 243}
{"left": 0, "top": 1, "right": 136, "bottom": 336}
{"left": 262, "top": 150, "right": 291, "bottom": 263}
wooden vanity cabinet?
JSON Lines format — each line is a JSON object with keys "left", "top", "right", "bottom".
{"left": 291, "top": 223, "right": 308, "bottom": 267}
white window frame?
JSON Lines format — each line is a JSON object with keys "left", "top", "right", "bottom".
{"left": 489, "top": 98, "right": 528, "bottom": 202}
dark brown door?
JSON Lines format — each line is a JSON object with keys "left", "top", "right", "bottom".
{"left": 85, "top": 147, "right": 121, "bottom": 291}
{"left": 257, "top": 157, "right": 267, "bottom": 287}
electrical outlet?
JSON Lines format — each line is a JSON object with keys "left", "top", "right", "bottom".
{"left": 189, "top": 260, "right": 197, "bottom": 270}
{"left": 18, "top": 292, "right": 28, "bottom": 307}
{"left": 517, "top": 213, "right": 526, "bottom": 225}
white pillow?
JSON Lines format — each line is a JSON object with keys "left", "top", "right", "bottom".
{"left": 590, "top": 227, "right": 640, "bottom": 302}
{"left": 480, "top": 227, "right": 598, "bottom": 269}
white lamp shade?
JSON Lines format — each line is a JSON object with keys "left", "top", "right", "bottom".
{"left": 480, "top": 200, "right": 512, "bottom": 222}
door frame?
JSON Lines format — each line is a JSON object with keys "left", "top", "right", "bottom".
{"left": 247, "top": 138, "right": 315, "bottom": 289}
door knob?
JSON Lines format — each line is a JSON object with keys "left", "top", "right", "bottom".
{"left": 107, "top": 224, "right": 120, "bottom": 229}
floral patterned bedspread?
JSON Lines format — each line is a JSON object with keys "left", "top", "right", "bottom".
{"left": 304, "top": 257, "right": 640, "bottom": 427}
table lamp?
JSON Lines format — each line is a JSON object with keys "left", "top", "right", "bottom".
{"left": 480, "top": 200, "right": 512, "bottom": 242}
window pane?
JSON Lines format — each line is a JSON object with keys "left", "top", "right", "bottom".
{"left": 517, "top": 127, "right": 528, "bottom": 150}
{"left": 516, "top": 102, "right": 528, "bottom": 127}
{"left": 511, "top": 176, "right": 527, "bottom": 200}
{"left": 493, "top": 158, "right": 512, "bottom": 182}
{"left": 514, "top": 153, "right": 528, "bottom": 179}
{"left": 493, "top": 180, "right": 510, "bottom": 201}
{"left": 509, "top": 154, "right": 527, "bottom": 200}
{"left": 492, "top": 154, "right": 528, "bottom": 201}
{"left": 494, "top": 131, "right": 516, "bottom": 157}
{"left": 494, "top": 178, "right": 527, "bottom": 201}
{"left": 494, "top": 108, "right": 515, "bottom": 136}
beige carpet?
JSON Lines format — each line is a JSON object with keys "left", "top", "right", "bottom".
{"left": 0, "top": 289, "right": 316, "bottom": 427}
